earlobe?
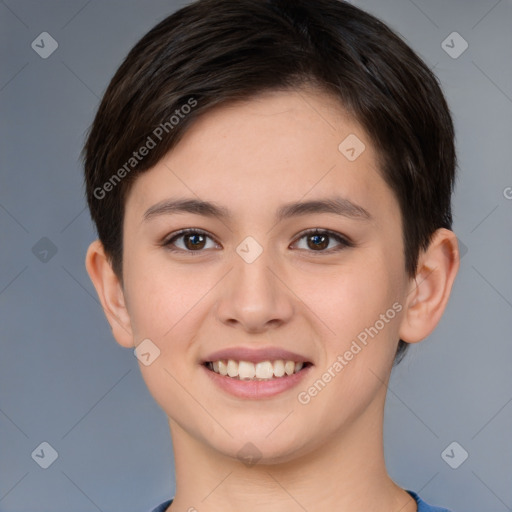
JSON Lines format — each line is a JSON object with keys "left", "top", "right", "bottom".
{"left": 398, "top": 228, "right": 460, "bottom": 344}
{"left": 85, "top": 240, "right": 134, "bottom": 348}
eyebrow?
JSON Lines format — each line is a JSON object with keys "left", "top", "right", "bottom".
{"left": 142, "top": 195, "right": 372, "bottom": 223}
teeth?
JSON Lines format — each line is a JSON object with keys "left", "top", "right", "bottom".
{"left": 284, "top": 360, "right": 295, "bottom": 375}
{"left": 273, "top": 360, "right": 285, "bottom": 377}
{"left": 207, "top": 359, "right": 307, "bottom": 380}
{"left": 238, "top": 361, "right": 255, "bottom": 380}
{"left": 218, "top": 360, "right": 228, "bottom": 376}
{"left": 255, "top": 361, "right": 273, "bottom": 379}
{"left": 227, "top": 359, "right": 238, "bottom": 378}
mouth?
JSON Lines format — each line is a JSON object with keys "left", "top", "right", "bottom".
{"left": 203, "top": 359, "right": 313, "bottom": 381}
{"left": 200, "top": 347, "right": 313, "bottom": 398}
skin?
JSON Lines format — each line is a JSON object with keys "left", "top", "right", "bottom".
{"left": 86, "top": 88, "right": 459, "bottom": 512}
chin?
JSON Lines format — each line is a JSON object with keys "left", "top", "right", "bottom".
{"left": 206, "top": 426, "right": 312, "bottom": 467}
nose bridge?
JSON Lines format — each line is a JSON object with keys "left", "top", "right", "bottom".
{"left": 215, "top": 239, "right": 294, "bottom": 331}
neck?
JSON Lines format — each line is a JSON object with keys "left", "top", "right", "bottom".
{"left": 166, "top": 387, "right": 417, "bottom": 512}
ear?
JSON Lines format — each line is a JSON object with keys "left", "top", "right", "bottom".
{"left": 85, "top": 240, "right": 134, "bottom": 348}
{"left": 399, "top": 228, "right": 460, "bottom": 344}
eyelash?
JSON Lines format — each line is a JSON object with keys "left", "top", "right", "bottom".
{"left": 161, "top": 228, "right": 353, "bottom": 255}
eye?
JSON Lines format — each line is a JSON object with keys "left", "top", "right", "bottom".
{"left": 292, "top": 229, "right": 353, "bottom": 253}
{"left": 162, "top": 228, "right": 353, "bottom": 255}
{"left": 162, "top": 228, "right": 219, "bottom": 253}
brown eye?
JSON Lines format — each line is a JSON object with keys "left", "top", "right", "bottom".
{"left": 307, "top": 232, "right": 329, "bottom": 250}
{"left": 183, "top": 232, "right": 206, "bottom": 250}
{"left": 163, "top": 229, "right": 218, "bottom": 253}
{"left": 293, "top": 229, "right": 352, "bottom": 253}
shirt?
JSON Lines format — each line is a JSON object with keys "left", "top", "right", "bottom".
{"left": 148, "top": 489, "right": 452, "bottom": 511}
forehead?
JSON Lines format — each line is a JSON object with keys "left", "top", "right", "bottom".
{"left": 124, "top": 88, "right": 399, "bottom": 228}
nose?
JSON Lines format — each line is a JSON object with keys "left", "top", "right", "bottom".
{"left": 214, "top": 247, "right": 294, "bottom": 334}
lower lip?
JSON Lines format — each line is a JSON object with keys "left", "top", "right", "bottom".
{"left": 202, "top": 364, "right": 312, "bottom": 399}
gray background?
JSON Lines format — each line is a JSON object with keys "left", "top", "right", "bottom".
{"left": 1, "top": 0, "right": 511, "bottom": 511}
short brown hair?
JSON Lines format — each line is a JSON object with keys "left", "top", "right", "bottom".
{"left": 83, "top": 0, "right": 457, "bottom": 365}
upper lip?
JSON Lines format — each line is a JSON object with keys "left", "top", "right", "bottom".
{"left": 202, "top": 347, "right": 312, "bottom": 364}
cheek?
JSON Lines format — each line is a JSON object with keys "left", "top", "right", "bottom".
{"left": 126, "top": 263, "right": 204, "bottom": 342}
{"left": 298, "top": 267, "right": 403, "bottom": 423}
{"left": 302, "top": 250, "right": 405, "bottom": 396}
{"left": 305, "top": 258, "right": 399, "bottom": 340}
{"left": 124, "top": 259, "right": 210, "bottom": 415}
{"left": 123, "top": 239, "right": 192, "bottom": 330}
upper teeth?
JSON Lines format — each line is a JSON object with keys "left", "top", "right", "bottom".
{"left": 208, "top": 360, "right": 304, "bottom": 380}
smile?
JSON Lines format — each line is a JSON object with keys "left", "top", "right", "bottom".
{"left": 204, "top": 359, "right": 311, "bottom": 381}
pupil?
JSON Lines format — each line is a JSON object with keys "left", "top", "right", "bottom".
{"left": 187, "top": 234, "right": 204, "bottom": 249}
{"left": 310, "top": 234, "right": 328, "bottom": 250}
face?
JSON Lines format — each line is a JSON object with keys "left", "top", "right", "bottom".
{"left": 119, "top": 88, "right": 411, "bottom": 463}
